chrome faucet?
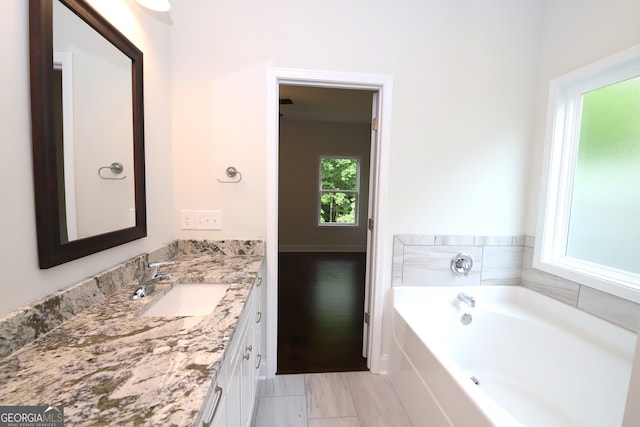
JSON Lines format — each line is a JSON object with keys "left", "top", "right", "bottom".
{"left": 451, "top": 253, "right": 473, "bottom": 276}
{"left": 458, "top": 292, "right": 475, "bottom": 308}
{"left": 131, "top": 261, "right": 174, "bottom": 300}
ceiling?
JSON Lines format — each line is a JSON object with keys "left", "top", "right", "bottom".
{"left": 279, "top": 85, "right": 375, "bottom": 123}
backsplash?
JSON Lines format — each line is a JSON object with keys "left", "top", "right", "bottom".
{"left": 178, "top": 239, "right": 265, "bottom": 256}
{"left": 520, "top": 236, "right": 640, "bottom": 332}
{"left": 393, "top": 234, "right": 640, "bottom": 332}
{"left": 0, "top": 240, "right": 263, "bottom": 358}
{"left": 392, "top": 234, "right": 524, "bottom": 287}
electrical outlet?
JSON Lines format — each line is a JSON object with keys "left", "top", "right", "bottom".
{"left": 195, "top": 210, "right": 222, "bottom": 230}
{"left": 180, "top": 209, "right": 195, "bottom": 229}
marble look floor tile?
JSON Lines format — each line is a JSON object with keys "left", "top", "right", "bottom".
{"left": 253, "top": 396, "right": 307, "bottom": 427}
{"left": 309, "top": 417, "right": 361, "bottom": 427}
{"left": 345, "top": 371, "right": 413, "bottom": 427}
{"left": 260, "top": 374, "right": 306, "bottom": 397}
{"left": 305, "top": 373, "right": 357, "bottom": 419}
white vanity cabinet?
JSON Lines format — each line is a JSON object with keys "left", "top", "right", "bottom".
{"left": 227, "top": 264, "right": 265, "bottom": 427}
{"left": 194, "top": 262, "right": 265, "bottom": 427}
{"left": 197, "top": 360, "right": 227, "bottom": 427}
{"left": 242, "top": 262, "right": 264, "bottom": 427}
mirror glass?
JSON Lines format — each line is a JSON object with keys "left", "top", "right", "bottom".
{"left": 30, "top": 0, "right": 146, "bottom": 268}
{"left": 53, "top": 1, "right": 135, "bottom": 241}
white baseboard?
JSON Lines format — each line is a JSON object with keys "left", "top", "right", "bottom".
{"left": 371, "top": 354, "right": 389, "bottom": 375}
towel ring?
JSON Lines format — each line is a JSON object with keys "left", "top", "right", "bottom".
{"left": 217, "top": 166, "right": 242, "bottom": 183}
{"left": 98, "top": 162, "right": 126, "bottom": 180}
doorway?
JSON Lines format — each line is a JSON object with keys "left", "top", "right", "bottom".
{"left": 266, "top": 68, "right": 393, "bottom": 378}
{"left": 277, "top": 85, "right": 374, "bottom": 373}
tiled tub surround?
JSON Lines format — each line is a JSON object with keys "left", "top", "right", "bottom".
{"left": 393, "top": 235, "right": 640, "bottom": 332}
{"left": 392, "top": 234, "right": 525, "bottom": 287}
{"left": 0, "top": 240, "right": 264, "bottom": 426}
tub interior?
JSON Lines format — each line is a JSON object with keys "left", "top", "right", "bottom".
{"left": 391, "top": 286, "right": 637, "bottom": 427}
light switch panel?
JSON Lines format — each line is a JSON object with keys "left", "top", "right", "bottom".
{"left": 195, "top": 210, "right": 222, "bottom": 230}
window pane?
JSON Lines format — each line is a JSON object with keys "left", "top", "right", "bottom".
{"left": 321, "top": 158, "right": 358, "bottom": 191}
{"left": 320, "top": 192, "right": 357, "bottom": 224}
{"left": 566, "top": 76, "right": 640, "bottom": 273}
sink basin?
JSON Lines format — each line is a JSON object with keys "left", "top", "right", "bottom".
{"left": 142, "top": 283, "right": 229, "bottom": 317}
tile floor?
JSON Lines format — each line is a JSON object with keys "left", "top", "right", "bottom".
{"left": 252, "top": 371, "right": 413, "bottom": 427}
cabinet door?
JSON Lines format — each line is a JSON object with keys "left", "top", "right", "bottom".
{"left": 254, "top": 309, "right": 264, "bottom": 376}
{"left": 225, "top": 297, "right": 250, "bottom": 427}
{"left": 209, "top": 389, "right": 226, "bottom": 427}
{"left": 245, "top": 260, "right": 266, "bottom": 426}
{"left": 257, "top": 262, "right": 266, "bottom": 371}
{"left": 240, "top": 326, "right": 256, "bottom": 427}
{"left": 252, "top": 280, "right": 263, "bottom": 405}
{"left": 226, "top": 356, "right": 242, "bottom": 427}
{"left": 240, "top": 277, "right": 265, "bottom": 427}
{"left": 251, "top": 327, "right": 263, "bottom": 412}
{"left": 215, "top": 264, "right": 265, "bottom": 427}
{"left": 253, "top": 262, "right": 265, "bottom": 375}
{"left": 199, "top": 361, "right": 227, "bottom": 427}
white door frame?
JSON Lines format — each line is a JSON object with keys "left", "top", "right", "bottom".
{"left": 54, "top": 51, "right": 78, "bottom": 241}
{"left": 266, "top": 67, "right": 393, "bottom": 376}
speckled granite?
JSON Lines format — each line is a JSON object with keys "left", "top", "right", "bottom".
{"left": 0, "top": 255, "right": 148, "bottom": 358}
{"left": 0, "top": 240, "right": 263, "bottom": 358}
{"left": 178, "top": 239, "right": 265, "bottom": 256}
{"left": 0, "top": 240, "right": 264, "bottom": 426}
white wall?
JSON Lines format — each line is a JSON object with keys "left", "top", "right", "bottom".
{"left": 170, "top": 0, "right": 541, "bottom": 241}
{"left": 169, "top": 0, "right": 542, "bottom": 376}
{"left": 524, "top": 0, "right": 640, "bottom": 234}
{"left": 279, "top": 119, "right": 370, "bottom": 252}
{"left": 522, "top": 2, "right": 640, "bottom": 423}
{"left": 0, "top": 0, "right": 174, "bottom": 315}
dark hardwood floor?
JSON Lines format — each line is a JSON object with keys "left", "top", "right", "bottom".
{"left": 277, "top": 252, "right": 368, "bottom": 374}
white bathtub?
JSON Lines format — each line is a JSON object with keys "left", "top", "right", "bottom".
{"left": 389, "top": 286, "right": 637, "bottom": 427}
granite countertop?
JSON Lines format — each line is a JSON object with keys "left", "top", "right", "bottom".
{"left": 0, "top": 252, "right": 263, "bottom": 426}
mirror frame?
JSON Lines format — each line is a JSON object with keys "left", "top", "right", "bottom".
{"left": 29, "top": 0, "right": 147, "bottom": 269}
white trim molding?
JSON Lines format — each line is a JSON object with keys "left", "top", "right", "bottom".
{"left": 534, "top": 44, "right": 640, "bottom": 304}
{"left": 266, "top": 67, "right": 393, "bottom": 376}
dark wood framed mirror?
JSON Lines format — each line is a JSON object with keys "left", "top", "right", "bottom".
{"left": 29, "top": 0, "right": 146, "bottom": 269}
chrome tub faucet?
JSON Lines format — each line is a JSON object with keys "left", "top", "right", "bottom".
{"left": 451, "top": 253, "right": 473, "bottom": 276}
{"left": 458, "top": 292, "right": 475, "bottom": 308}
{"left": 131, "top": 261, "right": 174, "bottom": 300}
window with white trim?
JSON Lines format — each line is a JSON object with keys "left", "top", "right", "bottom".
{"left": 534, "top": 45, "right": 640, "bottom": 302}
{"left": 318, "top": 156, "right": 360, "bottom": 226}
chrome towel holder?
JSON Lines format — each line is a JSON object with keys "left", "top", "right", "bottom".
{"left": 217, "top": 166, "right": 242, "bottom": 184}
{"left": 98, "top": 162, "right": 126, "bottom": 180}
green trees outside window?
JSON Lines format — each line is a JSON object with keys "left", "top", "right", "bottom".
{"left": 319, "top": 157, "right": 359, "bottom": 225}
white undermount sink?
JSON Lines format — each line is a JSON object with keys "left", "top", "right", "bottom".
{"left": 142, "top": 283, "right": 229, "bottom": 317}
